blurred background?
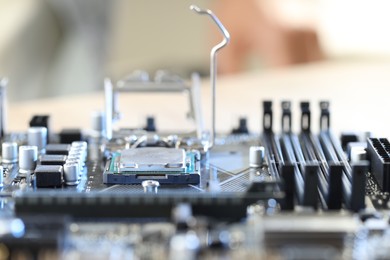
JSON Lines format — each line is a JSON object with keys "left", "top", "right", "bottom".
{"left": 1, "top": 0, "right": 390, "bottom": 101}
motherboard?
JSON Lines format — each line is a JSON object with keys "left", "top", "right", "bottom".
{"left": 1, "top": 84, "right": 390, "bottom": 259}
{"left": 1, "top": 5, "right": 390, "bottom": 260}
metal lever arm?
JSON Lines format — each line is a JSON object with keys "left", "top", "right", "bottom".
{"left": 190, "top": 5, "right": 230, "bottom": 149}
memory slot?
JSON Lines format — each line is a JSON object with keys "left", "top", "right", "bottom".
{"left": 280, "top": 134, "right": 303, "bottom": 206}
{"left": 321, "top": 131, "right": 366, "bottom": 211}
{"left": 262, "top": 132, "right": 283, "bottom": 179}
{"left": 287, "top": 133, "right": 319, "bottom": 209}
{"left": 323, "top": 131, "right": 353, "bottom": 180}
{"left": 303, "top": 133, "right": 343, "bottom": 210}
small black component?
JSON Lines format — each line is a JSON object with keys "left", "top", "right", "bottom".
{"left": 300, "top": 102, "right": 311, "bottom": 132}
{"left": 327, "top": 164, "right": 343, "bottom": 210}
{"left": 349, "top": 162, "right": 368, "bottom": 212}
{"left": 29, "top": 115, "right": 50, "bottom": 143}
{"left": 40, "top": 155, "right": 67, "bottom": 166}
{"left": 303, "top": 163, "right": 319, "bottom": 209}
{"left": 231, "top": 117, "right": 249, "bottom": 134}
{"left": 280, "top": 164, "right": 295, "bottom": 210}
{"left": 281, "top": 101, "right": 292, "bottom": 133}
{"left": 340, "top": 132, "right": 359, "bottom": 150}
{"left": 144, "top": 116, "right": 156, "bottom": 132}
{"left": 34, "top": 165, "right": 63, "bottom": 187}
{"left": 263, "top": 101, "right": 273, "bottom": 132}
{"left": 59, "top": 129, "right": 83, "bottom": 144}
{"left": 319, "top": 101, "right": 330, "bottom": 131}
{"left": 45, "top": 144, "right": 71, "bottom": 155}
{"left": 367, "top": 138, "right": 390, "bottom": 191}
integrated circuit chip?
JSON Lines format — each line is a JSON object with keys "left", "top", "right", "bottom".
{"left": 119, "top": 148, "right": 186, "bottom": 172}
{"left": 103, "top": 147, "right": 200, "bottom": 185}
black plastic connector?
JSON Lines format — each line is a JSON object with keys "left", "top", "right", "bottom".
{"left": 231, "top": 117, "right": 249, "bottom": 134}
{"left": 144, "top": 116, "right": 156, "bottom": 132}
{"left": 280, "top": 164, "right": 295, "bottom": 210}
{"left": 59, "top": 129, "right": 83, "bottom": 144}
{"left": 367, "top": 138, "right": 390, "bottom": 191}
{"left": 263, "top": 101, "right": 273, "bottom": 132}
{"left": 350, "top": 162, "right": 368, "bottom": 212}
{"left": 327, "top": 164, "right": 343, "bottom": 210}
{"left": 300, "top": 102, "right": 311, "bottom": 132}
{"left": 281, "top": 101, "right": 292, "bottom": 133}
{"left": 303, "top": 163, "right": 319, "bottom": 209}
{"left": 319, "top": 101, "right": 330, "bottom": 131}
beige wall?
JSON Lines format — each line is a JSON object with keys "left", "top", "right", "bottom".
{"left": 2, "top": 0, "right": 390, "bottom": 101}
{"left": 105, "top": 0, "right": 213, "bottom": 81}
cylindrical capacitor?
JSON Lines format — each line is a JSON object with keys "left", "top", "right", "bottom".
{"left": 142, "top": 180, "right": 160, "bottom": 193}
{"left": 91, "top": 111, "right": 105, "bottom": 135}
{"left": 67, "top": 155, "right": 84, "bottom": 170}
{"left": 28, "top": 127, "right": 47, "bottom": 153}
{"left": 69, "top": 149, "right": 86, "bottom": 162}
{"left": 19, "top": 146, "right": 38, "bottom": 173}
{"left": 71, "top": 141, "right": 87, "bottom": 149}
{"left": 249, "top": 146, "right": 265, "bottom": 168}
{"left": 71, "top": 141, "right": 87, "bottom": 161}
{"left": 66, "top": 158, "right": 82, "bottom": 178}
{"left": 2, "top": 142, "right": 18, "bottom": 163}
{"left": 0, "top": 165, "right": 3, "bottom": 187}
{"left": 63, "top": 162, "right": 80, "bottom": 185}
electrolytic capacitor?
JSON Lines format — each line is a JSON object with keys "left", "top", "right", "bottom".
{"left": 0, "top": 165, "right": 3, "bottom": 187}
{"left": 2, "top": 142, "right": 18, "bottom": 163}
{"left": 71, "top": 141, "right": 87, "bottom": 149}
{"left": 71, "top": 141, "right": 88, "bottom": 161}
{"left": 28, "top": 127, "right": 47, "bottom": 153}
{"left": 19, "top": 146, "right": 38, "bottom": 174}
{"left": 66, "top": 158, "right": 82, "bottom": 179}
{"left": 91, "top": 111, "right": 105, "bottom": 135}
{"left": 249, "top": 146, "right": 265, "bottom": 168}
{"left": 63, "top": 162, "right": 80, "bottom": 185}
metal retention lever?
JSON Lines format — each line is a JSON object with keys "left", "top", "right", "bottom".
{"left": 190, "top": 5, "right": 230, "bottom": 149}
{"left": 0, "top": 78, "right": 8, "bottom": 139}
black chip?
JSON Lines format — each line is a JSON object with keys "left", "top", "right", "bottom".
{"left": 40, "top": 155, "right": 67, "bottom": 166}
{"left": 46, "top": 144, "right": 71, "bottom": 155}
{"left": 35, "top": 165, "right": 63, "bottom": 187}
{"left": 59, "top": 129, "right": 83, "bottom": 144}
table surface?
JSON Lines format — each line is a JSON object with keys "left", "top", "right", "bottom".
{"left": 7, "top": 60, "right": 390, "bottom": 137}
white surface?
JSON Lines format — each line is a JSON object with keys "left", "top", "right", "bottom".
{"left": 7, "top": 60, "right": 390, "bottom": 137}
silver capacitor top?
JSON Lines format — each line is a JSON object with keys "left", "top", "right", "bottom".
{"left": 71, "top": 141, "right": 87, "bottom": 161}
{"left": 71, "top": 141, "right": 87, "bottom": 149}
{"left": 249, "top": 146, "right": 265, "bottom": 168}
{"left": 19, "top": 146, "right": 38, "bottom": 174}
{"left": 2, "top": 142, "right": 18, "bottom": 163}
{"left": 63, "top": 162, "right": 80, "bottom": 185}
{"left": 28, "top": 127, "right": 47, "bottom": 153}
